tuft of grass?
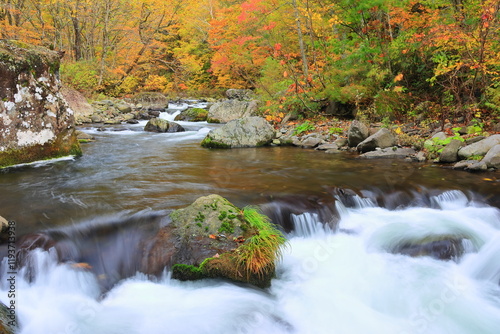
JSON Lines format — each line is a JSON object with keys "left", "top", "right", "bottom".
{"left": 235, "top": 207, "right": 287, "bottom": 279}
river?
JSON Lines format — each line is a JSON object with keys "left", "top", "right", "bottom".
{"left": 0, "top": 103, "right": 499, "bottom": 333}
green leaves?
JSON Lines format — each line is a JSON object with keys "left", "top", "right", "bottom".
{"left": 293, "top": 121, "right": 316, "bottom": 135}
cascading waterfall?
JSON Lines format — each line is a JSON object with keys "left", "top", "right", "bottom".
{"left": 2, "top": 190, "right": 500, "bottom": 334}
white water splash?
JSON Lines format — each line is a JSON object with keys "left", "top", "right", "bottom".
{"left": 2, "top": 191, "right": 500, "bottom": 334}
{"left": 0, "top": 155, "right": 76, "bottom": 170}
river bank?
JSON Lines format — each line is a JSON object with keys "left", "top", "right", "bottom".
{"left": 67, "top": 88, "right": 500, "bottom": 173}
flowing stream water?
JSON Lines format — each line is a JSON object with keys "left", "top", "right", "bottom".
{"left": 1, "top": 103, "right": 499, "bottom": 333}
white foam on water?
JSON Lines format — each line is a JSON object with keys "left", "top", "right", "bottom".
{"left": 2, "top": 191, "right": 500, "bottom": 334}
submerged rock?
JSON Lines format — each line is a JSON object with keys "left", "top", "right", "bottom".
{"left": 395, "top": 237, "right": 465, "bottom": 261}
{"left": 142, "top": 195, "right": 286, "bottom": 288}
{"left": 0, "top": 40, "right": 81, "bottom": 168}
{"left": 453, "top": 160, "right": 488, "bottom": 171}
{"left": 201, "top": 117, "right": 274, "bottom": 148}
{"left": 144, "top": 118, "right": 185, "bottom": 133}
{"left": 359, "top": 147, "right": 416, "bottom": 159}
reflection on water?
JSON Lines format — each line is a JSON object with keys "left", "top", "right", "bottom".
{"left": 0, "top": 121, "right": 498, "bottom": 235}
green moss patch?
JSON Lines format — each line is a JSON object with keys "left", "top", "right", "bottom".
{"left": 201, "top": 136, "right": 230, "bottom": 149}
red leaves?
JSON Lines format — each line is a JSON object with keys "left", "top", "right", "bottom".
{"left": 233, "top": 236, "right": 246, "bottom": 243}
{"left": 263, "top": 22, "right": 277, "bottom": 31}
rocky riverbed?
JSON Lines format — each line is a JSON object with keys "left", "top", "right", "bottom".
{"left": 68, "top": 88, "right": 500, "bottom": 172}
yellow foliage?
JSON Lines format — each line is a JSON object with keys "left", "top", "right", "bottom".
{"left": 143, "top": 75, "right": 168, "bottom": 92}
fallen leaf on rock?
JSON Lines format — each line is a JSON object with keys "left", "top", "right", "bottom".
{"left": 71, "top": 263, "right": 92, "bottom": 270}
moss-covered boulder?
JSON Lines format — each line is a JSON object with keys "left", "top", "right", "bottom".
{"left": 174, "top": 107, "right": 208, "bottom": 122}
{"left": 0, "top": 40, "right": 81, "bottom": 168}
{"left": 142, "top": 194, "right": 286, "bottom": 288}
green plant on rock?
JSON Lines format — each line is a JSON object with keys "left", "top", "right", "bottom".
{"left": 235, "top": 207, "right": 287, "bottom": 279}
{"left": 293, "top": 121, "right": 315, "bottom": 135}
{"left": 424, "top": 129, "right": 465, "bottom": 159}
{"left": 467, "top": 119, "right": 485, "bottom": 135}
{"left": 195, "top": 212, "right": 205, "bottom": 223}
{"left": 329, "top": 127, "right": 344, "bottom": 135}
{"left": 171, "top": 264, "right": 205, "bottom": 281}
{"left": 469, "top": 154, "right": 484, "bottom": 161}
{"left": 201, "top": 137, "right": 230, "bottom": 149}
{"left": 218, "top": 211, "right": 227, "bottom": 220}
{"left": 218, "top": 220, "right": 234, "bottom": 234}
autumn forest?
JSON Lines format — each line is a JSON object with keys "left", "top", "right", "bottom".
{"left": 1, "top": 0, "right": 499, "bottom": 122}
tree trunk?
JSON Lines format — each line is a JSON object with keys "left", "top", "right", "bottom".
{"left": 71, "top": 0, "right": 82, "bottom": 60}
{"left": 292, "top": 0, "right": 309, "bottom": 79}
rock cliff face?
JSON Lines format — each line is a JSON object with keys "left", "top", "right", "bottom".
{"left": 0, "top": 40, "right": 81, "bottom": 168}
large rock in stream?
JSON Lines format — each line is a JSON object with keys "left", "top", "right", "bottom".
{"left": 201, "top": 117, "right": 274, "bottom": 148}
{"left": 142, "top": 194, "right": 286, "bottom": 288}
{"left": 207, "top": 100, "right": 258, "bottom": 123}
{"left": 393, "top": 237, "right": 466, "bottom": 261}
{"left": 0, "top": 40, "right": 81, "bottom": 168}
{"left": 356, "top": 128, "right": 396, "bottom": 153}
{"left": 144, "top": 118, "right": 185, "bottom": 133}
{"left": 174, "top": 107, "right": 208, "bottom": 122}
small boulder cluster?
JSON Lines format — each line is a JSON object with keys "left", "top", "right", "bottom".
{"left": 72, "top": 92, "right": 170, "bottom": 125}
{"left": 441, "top": 134, "right": 500, "bottom": 171}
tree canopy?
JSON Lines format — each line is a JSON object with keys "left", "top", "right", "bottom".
{"left": 1, "top": 0, "right": 499, "bottom": 121}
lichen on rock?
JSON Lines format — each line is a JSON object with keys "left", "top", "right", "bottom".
{"left": 0, "top": 40, "right": 81, "bottom": 168}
